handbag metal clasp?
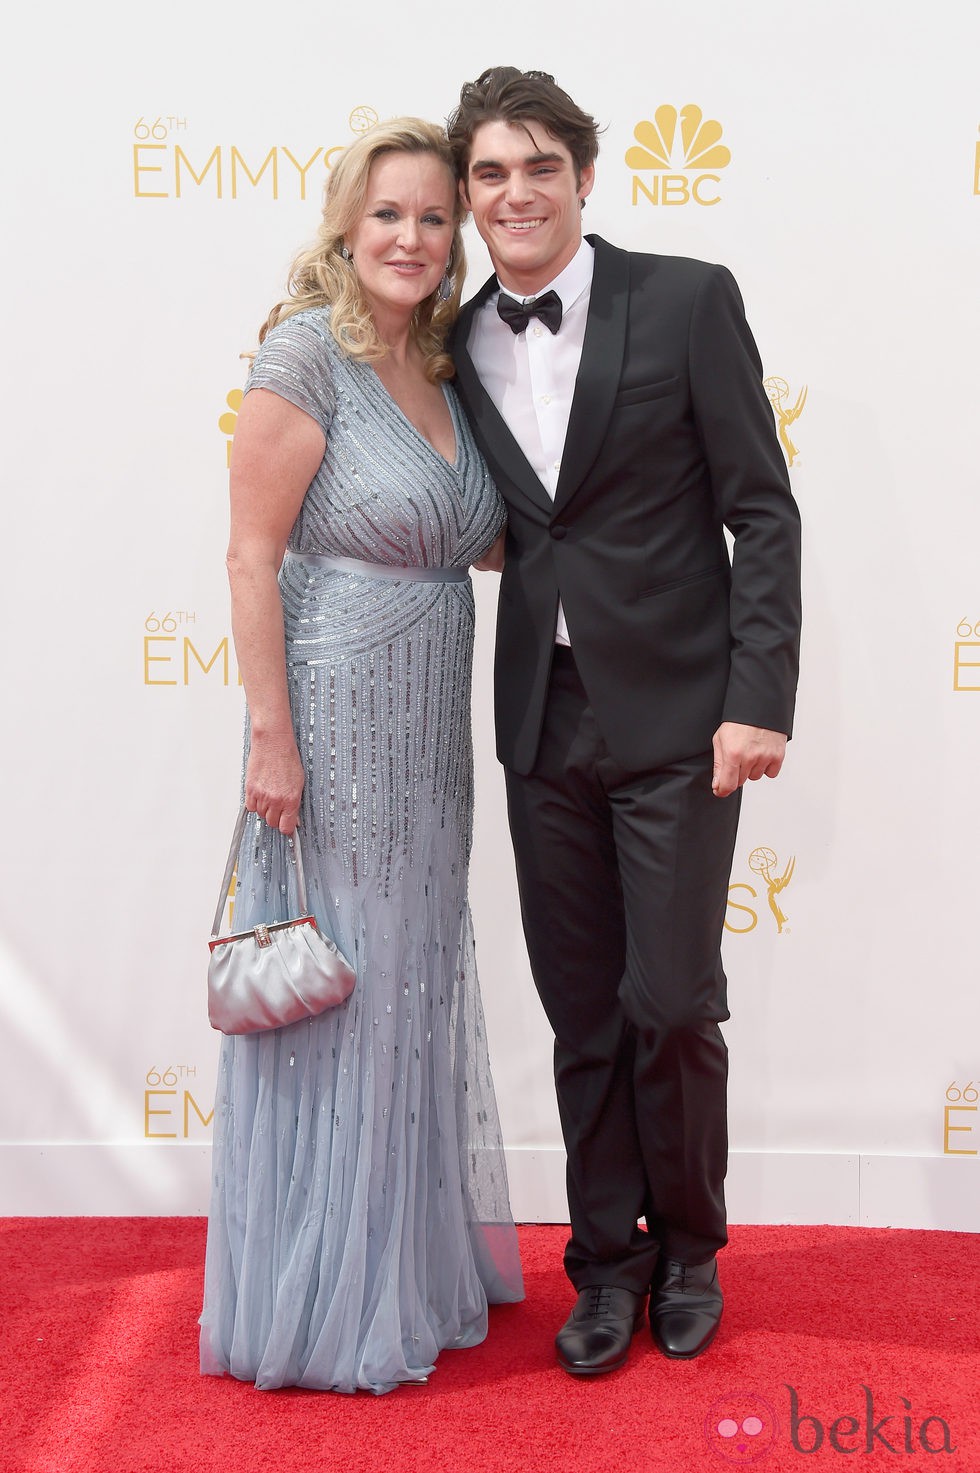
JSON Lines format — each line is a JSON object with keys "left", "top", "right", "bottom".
{"left": 253, "top": 924, "right": 272, "bottom": 949}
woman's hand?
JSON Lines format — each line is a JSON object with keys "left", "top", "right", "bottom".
{"left": 473, "top": 528, "right": 506, "bottom": 573}
{"left": 244, "top": 729, "right": 305, "bottom": 833}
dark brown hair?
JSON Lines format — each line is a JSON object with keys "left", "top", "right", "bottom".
{"left": 446, "top": 67, "right": 601, "bottom": 181}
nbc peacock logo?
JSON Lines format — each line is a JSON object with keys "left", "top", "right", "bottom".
{"left": 626, "top": 105, "right": 731, "bottom": 207}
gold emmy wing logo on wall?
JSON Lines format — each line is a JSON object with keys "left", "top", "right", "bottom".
{"left": 626, "top": 105, "right": 731, "bottom": 207}
{"left": 953, "top": 618, "right": 980, "bottom": 690}
{"left": 132, "top": 106, "right": 378, "bottom": 200}
{"left": 219, "top": 388, "right": 244, "bottom": 468}
{"left": 765, "top": 377, "right": 807, "bottom": 468}
{"left": 725, "top": 845, "right": 796, "bottom": 935}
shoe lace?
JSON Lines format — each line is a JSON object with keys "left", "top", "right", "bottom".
{"left": 587, "top": 1286, "right": 613, "bottom": 1317}
{"left": 583, "top": 1284, "right": 616, "bottom": 1319}
{"left": 663, "top": 1259, "right": 690, "bottom": 1292}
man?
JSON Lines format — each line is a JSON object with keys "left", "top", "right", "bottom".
{"left": 447, "top": 69, "right": 801, "bottom": 1376}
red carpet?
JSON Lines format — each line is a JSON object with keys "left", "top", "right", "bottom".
{"left": 2, "top": 1220, "right": 978, "bottom": 1473}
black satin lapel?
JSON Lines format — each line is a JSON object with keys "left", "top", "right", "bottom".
{"left": 453, "top": 297, "right": 555, "bottom": 517}
{"left": 554, "top": 237, "right": 630, "bottom": 511}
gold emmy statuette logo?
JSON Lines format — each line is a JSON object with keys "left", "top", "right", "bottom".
{"left": 349, "top": 105, "right": 379, "bottom": 134}
{"left": 765, "top": 377, "right": 808, "bottom": 468}
{"left": 219, "top": 388, "right": 243, "bottom": 469}
{"left": 748, "top": 846, "right": 795, "bottom": 934}
{"left": 626, "top": 105, "right": 731, "bottom": 206}
{"left": 725, "top": 845, "right": 796, "bottom": 935}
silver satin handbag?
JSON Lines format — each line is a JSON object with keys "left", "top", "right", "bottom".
{"left": 207, "top": 806, "right": 356, "bottom": 1034}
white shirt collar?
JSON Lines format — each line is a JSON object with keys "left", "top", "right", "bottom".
{"left": 495, "top": 236, "right": 594, "bottom": 311}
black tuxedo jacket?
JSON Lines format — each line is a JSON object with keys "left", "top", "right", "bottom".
{"left": 452, "top": 235, "right": 802, "bottom": 777}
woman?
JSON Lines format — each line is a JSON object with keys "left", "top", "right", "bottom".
{"left": 199, "top": 117, "right": 522, "bottom": 1394}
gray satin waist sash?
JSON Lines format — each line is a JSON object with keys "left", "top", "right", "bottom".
{"left": 286, "top": 550, "right": 469, "bottom": 583}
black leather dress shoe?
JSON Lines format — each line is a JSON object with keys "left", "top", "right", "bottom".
{"left": 649, "top": 1257, "right": 723, "bottom": 1359}
{"left": 555, "top": 1286, "right": 647, "bottom": 1377}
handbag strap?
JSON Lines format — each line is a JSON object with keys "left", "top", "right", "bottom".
{"left": 211, "top": 806, "right": 310, "bottom": 938}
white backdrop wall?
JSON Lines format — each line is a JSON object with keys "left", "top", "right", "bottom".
{"left": 2, "top": 1, "right": 978, "bottom": 1228}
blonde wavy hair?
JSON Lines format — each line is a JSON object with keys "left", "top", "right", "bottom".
{"left": 258, "top": 117, "right": 465, "bottom": 383}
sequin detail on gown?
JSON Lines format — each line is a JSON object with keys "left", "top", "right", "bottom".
{"left": 199, "top": 308, "right": 522, "bottom": 1394}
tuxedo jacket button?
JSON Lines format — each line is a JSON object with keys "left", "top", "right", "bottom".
{"left": 550, "top": 524, "right": 567, "bottom": 540}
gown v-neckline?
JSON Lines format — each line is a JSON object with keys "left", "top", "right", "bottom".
{"left": 368, "top": 366, "right": 460, "bottom": 470}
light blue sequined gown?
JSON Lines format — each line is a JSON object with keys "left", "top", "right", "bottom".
{"left": 199, "top": 308, "right": 523, "bottom": 1394}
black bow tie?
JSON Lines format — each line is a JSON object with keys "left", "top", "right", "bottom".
{"left": 496, "top": 289, "right": 563, "bottom": 335}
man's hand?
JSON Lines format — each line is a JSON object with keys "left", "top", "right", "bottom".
{"left": 711, "top": 722, "right": 787, "bottom": 798}
{"left": 473, "top": 529, "right": 506, "bottom": 572}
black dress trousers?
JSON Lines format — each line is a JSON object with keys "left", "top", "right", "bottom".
{"left": 504, "top": 647, "right": 741, "bottom": 1293}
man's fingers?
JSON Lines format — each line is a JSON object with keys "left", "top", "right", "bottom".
{"left": 712, "top": 722, "right": 788, "bottom": 795}
{"left": 712, "top": 752, "right": 739, "bottom": 797}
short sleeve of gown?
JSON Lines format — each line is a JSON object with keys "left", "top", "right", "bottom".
{"left": 244, "top": 310, "right": 336, "bottom": 435}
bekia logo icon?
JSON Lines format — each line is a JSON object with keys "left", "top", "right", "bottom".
{"left": 705, "top": 1392, "right": 779, "bottom": 1463}
{"left": 626, "top": 104, "right": 731, "bottom": 206}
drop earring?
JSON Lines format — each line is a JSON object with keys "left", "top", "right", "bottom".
{"left": 340, "top": 246, "right": 353, "bottom": 262}
{"left": 436, "top": 267, "right": 452, "bottom": 302}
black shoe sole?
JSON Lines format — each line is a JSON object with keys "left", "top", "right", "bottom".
{"left": 556, "top": 1313, "right": 646, "bottom": 1377}
{"left": 651, "top": 1317, "right": 721, "bottom": 1360}
{"left": 557, "top": 1351, "right": 630, "bottom": 1377}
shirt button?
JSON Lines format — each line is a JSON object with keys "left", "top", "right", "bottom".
{"left": 541, "top": 394, "right": 551, "bottom": 405}
{"left": 553, "top": 461, "right": 561, "bottom": 472}
{"left": 533, "top": 326, "right": 543, "bottom": 338}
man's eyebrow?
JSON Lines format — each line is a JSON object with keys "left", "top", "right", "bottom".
{"left": 470, "top": 151, "right": 566, "bottom": 171}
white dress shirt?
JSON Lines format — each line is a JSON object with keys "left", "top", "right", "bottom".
{"left": 467, "top": 237, "right": 595, "bottom": 647}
